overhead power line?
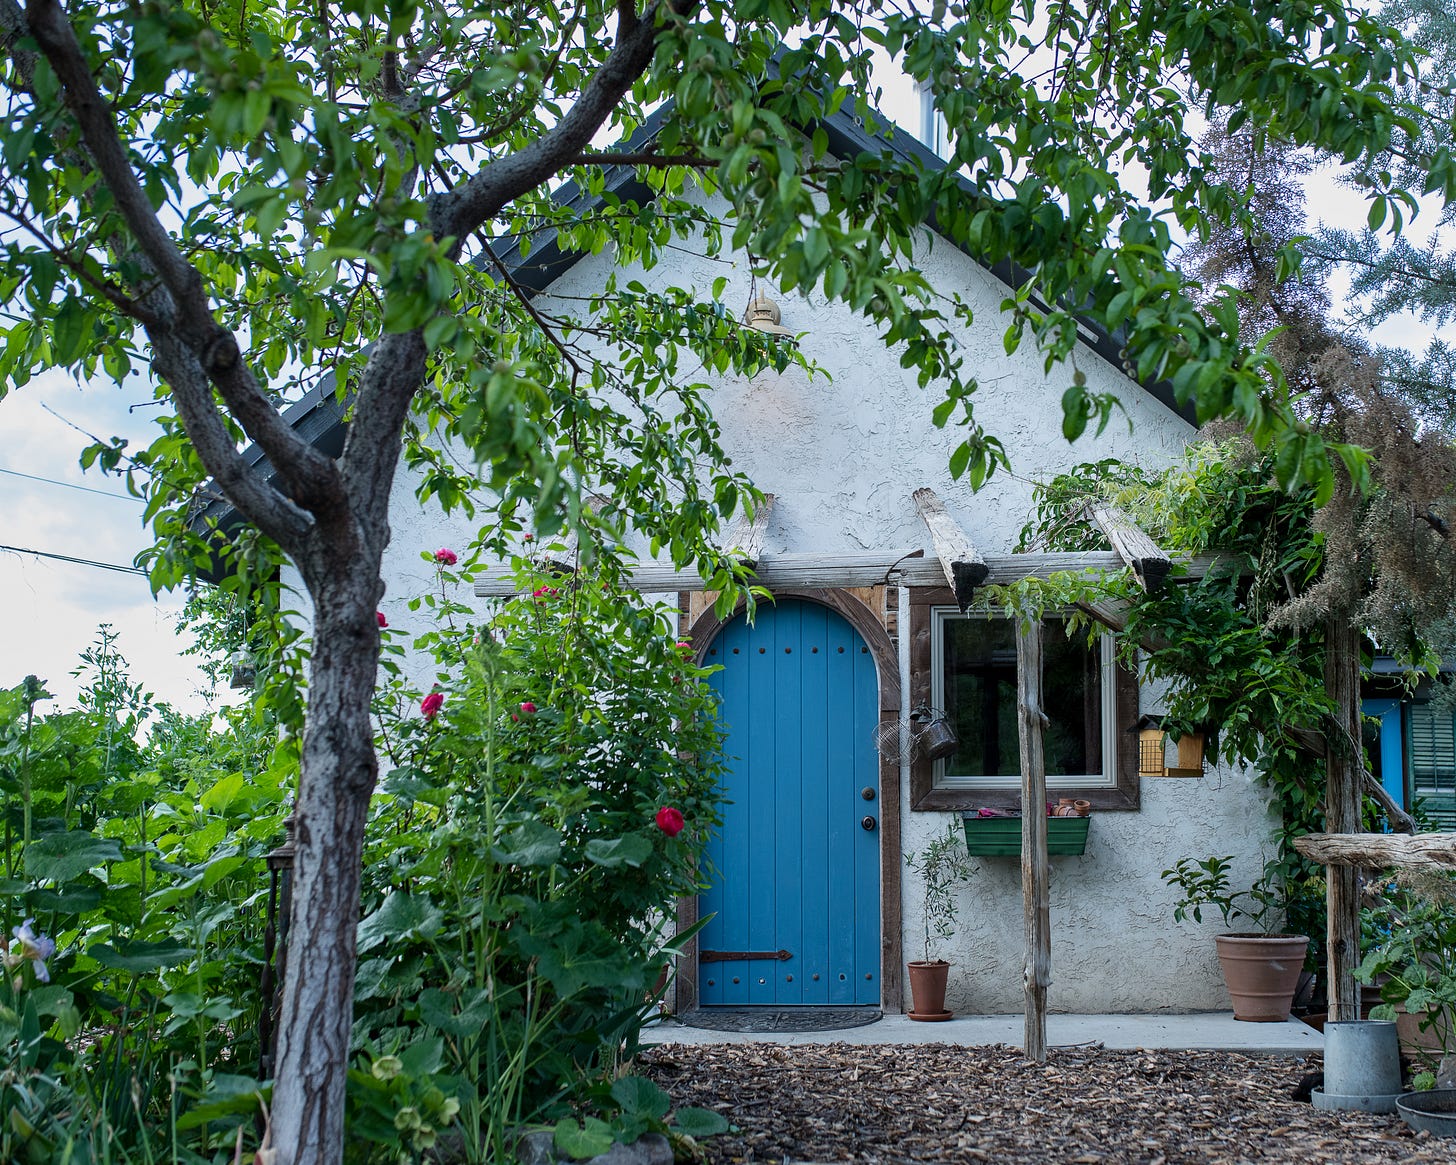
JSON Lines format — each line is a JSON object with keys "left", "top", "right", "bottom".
{"left": 0, "top": 543, "right": 148, "bottom": 577}
{"left": 0, "top": 465, "right": 142, "bottom": 501}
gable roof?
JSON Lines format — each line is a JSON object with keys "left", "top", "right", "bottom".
{"left": 192, "top": 101, "right": 1195, "bottom": 555}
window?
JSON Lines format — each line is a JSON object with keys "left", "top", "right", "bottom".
{"left": 1410, "top": 703, "right": 1456, "bottom": 829}
{"left": 908, "top": 590, "right": 1139, "bottom": 812}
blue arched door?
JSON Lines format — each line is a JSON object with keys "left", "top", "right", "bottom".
{"left": 699, "top": 598, "right": 881, "bottom": 1006}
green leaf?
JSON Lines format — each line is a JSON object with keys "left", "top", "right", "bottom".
{"left": 356, "top": 891, "right": 445, "bottom": 953}
{"left": 176, "top": 1074, "right": 265, "bottom": 1130}
{"left": 492, "top": 820, "right": 561, "bottom": 866}
{"left": 554, "top": 1116, "right": 615, "bottom": 1160}
{"left": 611, "top": 1074, "right": 670, "bottom": 1120}
{"left": 584, "top": 834, "right": 652, "bottom": 868}
{"left": 88, "top": 940, "right": 196, "bottom": 972}
{"left": 24, "top": 831, "right": 122, "bottom": 883}
{"left": 672, "top": 1106, "right": 730, "bottom": 1137}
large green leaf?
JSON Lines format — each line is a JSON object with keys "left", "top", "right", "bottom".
{"left": 24, "top": 831, "right": 122, "bottom": 883}
{"left": 554, "top": 1116, "right": 615, "bottom": 1161}
{"left": 611, "top": 1074, "right": 670, "bottom": 1120}
{"left": 356, "top": 891, "right": 444, "bottom": 953}
{"left": 492, "top": 820, "right": 562, "bottom": 866}
{"left": 89, "top": 940, "right": 197, "bottom": 972}
{"left": 584, "top": 834, "right": 652, "bottom": 869}
{"left": 672, "top": 1106, "right": 730, "bottom": 1137}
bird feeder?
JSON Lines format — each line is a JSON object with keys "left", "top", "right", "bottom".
{"left": 1136, "top": 716, "right": 1205, "bottom": 777}
{"left": 743, "top": 295, "right": 796, "bottom": 338}
{"left": 228, "top": 649, "right": 257, "bottom": 689}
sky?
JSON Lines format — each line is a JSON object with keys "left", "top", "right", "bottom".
{"left": 1, "top": 63, "right": 1450, "bottom": 718}
{"left": 1, "top": 366, "right": 223, "bottom": 715}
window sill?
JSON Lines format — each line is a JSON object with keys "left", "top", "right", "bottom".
{"left": 912, "top": 785, "right": 1137, "bottom": 813}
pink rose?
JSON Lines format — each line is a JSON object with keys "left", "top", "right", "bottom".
{"left": 655, "top": 806, "right": 685, "bottom": 837}
{"left": 519, "top": 701, "right": 537, "bottom": 715}
{"left": 676, "top": 640, "right": 693, "bottom": 655}
{"left": 524, "top": 533, "right": 535, "bottom": 542}
{"left": 421, "top": 692, "right": 445, "bottom": 719}
{"left": 434, "top": 548, "right": 458, "bottom": 565}
{"left": 376, "top": 612, "right": 388, "bottom": 629}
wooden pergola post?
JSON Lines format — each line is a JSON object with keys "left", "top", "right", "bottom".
{"left": 1324, "top": 616, "right": 1364, "bottom": 1022}
{"left": 1017, "top": 617, "right": 1051, "bottom": 1062}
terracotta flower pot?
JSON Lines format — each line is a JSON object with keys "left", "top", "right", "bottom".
{"left": 907, "top": 960, "right": 952, "bottom": 1021}
{"left": 1215, "top": 933, "right": 1309, "bottom": 1022}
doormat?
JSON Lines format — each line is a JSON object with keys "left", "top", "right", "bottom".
{"left": 676, "top": 1007, "right": 882, "bottom": 1033}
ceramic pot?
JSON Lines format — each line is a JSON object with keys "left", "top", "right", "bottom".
{"left": 907, "top": 960, "right": 952, "bottom": 1020}
{"left": 1215, "top": 933, "right": 1310, "bottom": 1021}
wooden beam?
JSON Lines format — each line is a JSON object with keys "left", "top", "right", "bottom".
{"left": 1324, "top": 616, "right": 1363, "bottom": 1022}
{"left": 1089, "top": 504, "right": 1172, "bottom": 592}
{"left": 1294, "top": 832, "right": 1456, "bottom": 872}
{"left": 912, "top": 487, "right": 988, "bottom": 612}
{"left": 473, "top": 549, "right": 1225, "bottom": 597}
{"left": 720, "top": 494, "right": 774, "bottom": 567}
{"left": 1017, "top": 619, "right": 1051, "bottom": 1064}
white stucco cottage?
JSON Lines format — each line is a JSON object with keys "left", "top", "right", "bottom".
{"left": 242, "top": 107, "right": 1284, "bottom": 1020}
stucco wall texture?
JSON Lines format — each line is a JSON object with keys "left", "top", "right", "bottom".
{"left": 365, "top": 191, "right": 1279, "bottom": 1016}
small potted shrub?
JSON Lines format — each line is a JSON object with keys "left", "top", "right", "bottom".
{"left": 903, "top": 822, "right": 974, "bottom": 1021}
{"left": 1358, "top": 872, "right": 1456, "bottom": 1083}
{"left": 1162, "top": 855, "right": 1309, "bottom": 1022}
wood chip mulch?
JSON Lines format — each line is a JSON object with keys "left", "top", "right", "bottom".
{"left": 640, "top": 1042, "right": 1448, "bottom": 1163}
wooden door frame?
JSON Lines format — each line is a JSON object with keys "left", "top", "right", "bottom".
{"left": 676, "top": 588, "right": 904, "bottom": 1012}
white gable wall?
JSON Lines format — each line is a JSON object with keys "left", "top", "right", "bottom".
{"left": 369, "top": 192, "right": 1280, "bottom": 1016}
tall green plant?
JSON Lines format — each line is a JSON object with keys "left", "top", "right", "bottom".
{"left": 350, "top": 559, "right": 724, "bottom": 1163}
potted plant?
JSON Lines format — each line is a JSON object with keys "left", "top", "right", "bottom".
{"left": 1162, "top": 855, "right": 1309, "bottom": 1022}
{"left": 1357, "top": 873, "right": 1456, "bottom": 1083}
{"left": 903, "top": 822, "right": 974, "bottom": 1021}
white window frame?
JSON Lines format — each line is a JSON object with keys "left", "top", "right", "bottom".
{"left": 928, "top": 606, "right": 1119, "bottom": 791}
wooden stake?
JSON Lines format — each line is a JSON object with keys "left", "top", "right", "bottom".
{"left": 1017, "top": 617, "right": 1051, "bottom": 1063}
{"left": 912, "top": 487, "right": 989, "bottom": 612}
{"left": 1089, "top": 504, "right": 1172, "bottom": 592}
{"left": 1324, "top": 616, "right": 1363, "bottom": 1022}
{"left": 720, "top": 493, "right": 774, "bottom": 568}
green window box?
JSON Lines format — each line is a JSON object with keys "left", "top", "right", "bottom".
{"left": 961, "top": 814, "right": 1090, "bottom": 856}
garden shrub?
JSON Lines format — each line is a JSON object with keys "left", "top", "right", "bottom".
{"left": 352, "top": 562, "right": 724, "bottom": 1161}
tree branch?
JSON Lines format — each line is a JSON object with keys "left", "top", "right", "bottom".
{"left": 434, "top": 0, "right": 693, "bottom": 246}
{"left": 23, "top": 0, "right": 339, "bottom": 517}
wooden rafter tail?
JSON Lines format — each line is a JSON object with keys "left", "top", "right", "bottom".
{"left": 912, "top": 487, "right": 988, "bottom": 613}
{"left": 720, "top": 493, "right": 774, "bottom": 568}
{"left": 1089, "top": 503, "right": 1171, "bottom": 592}
{"left": 1293, "top": 832, "right": 1456, "bottom": 872}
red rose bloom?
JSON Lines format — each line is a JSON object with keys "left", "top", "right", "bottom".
{"left": 376, "top": 612, "right": 388, "bottom": 628}
{"left": 421, "top": 692, "right": 445, "bottom": 719}
{"left": 655, "top": 806, "right": 685, "bottom": 837}
{"left": 519, "top": 701, "right": 537, "bottom": 715}
{"left": 433, "top": 548, "right": 458, "bottom": 565}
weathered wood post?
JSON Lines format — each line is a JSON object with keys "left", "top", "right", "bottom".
{"left": 1324, "top": 616, "right": 1364, "bottom": 1022}
{"left": 1017, "top": 616, "right": 1051, "bottom": 1062}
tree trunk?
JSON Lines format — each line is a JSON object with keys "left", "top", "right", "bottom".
{"left": 270, "top": 581, "right": 384, "bottom": 1164}
{"left": 1017, "top": 619, "right": 1050, "bottom": 1063}
{"left": 1324, "top": 616, "right": 1362, "bottom": 1023}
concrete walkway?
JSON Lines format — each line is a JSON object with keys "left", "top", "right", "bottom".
{"left": 644, "top": 1012, "right": 1323, "bottom": 1055}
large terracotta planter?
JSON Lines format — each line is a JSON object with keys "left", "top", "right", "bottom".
{"left": 1215, "top": 933, "right": 1309, "bottom": 1022}
{"left": 907, "top": 960, "right": 952, "bottom": 1021}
